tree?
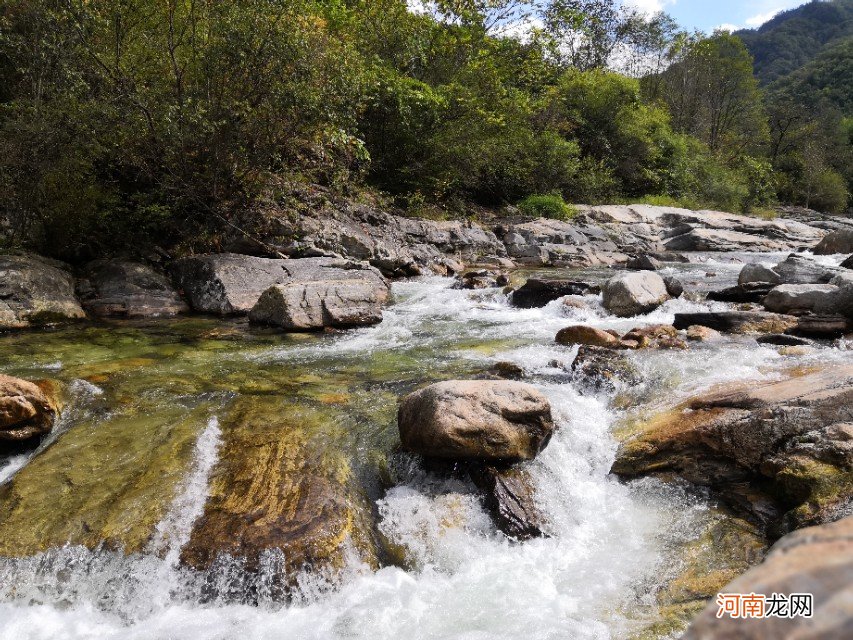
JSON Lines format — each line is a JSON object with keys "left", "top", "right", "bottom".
{"left": 657, "top": 32, "right": 768, "bottom": 155}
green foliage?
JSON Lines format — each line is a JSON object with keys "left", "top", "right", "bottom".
{"left": 517, "top": 194, "right": 577, "bottom": 220}
{"left": 0, "top": 0, "right": 849, "bottom": 260}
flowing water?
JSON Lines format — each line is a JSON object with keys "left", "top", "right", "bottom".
{"left": 0, "top": 252, "right": 850, "bottom": 640}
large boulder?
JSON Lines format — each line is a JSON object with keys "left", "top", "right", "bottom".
{"left": 511, "top": 279, "right": 599, "bottom": 309}
{"left": 172, "top": 254, "right": 386, "bottom": 317}
{"left": 814, "top": 228, "right": 853, "bottom": 255}
{"left": 762, "top": 284, "right": 840, "bottom": 315}
{"left": 773, "top": 254, "right": 842, "bottom": 284}
{"left": 0, "top": 254, "right": 85, "bottom": 329}
{"left": 602, "top": 272, "right": 670, "bottom": 317}
{"left": 398, "top": 381, "right": 554, "bottom": 462}
{"left": 0, "top": 375, "right": 57, "bottom": 450}
{"left": 683, "top": 516, "right": 853, "bottom": 640}
{"left": 249, "top": 271, "right": 389, "bottom": 331}
{"left": 613, "top": 365, "right": 853, "bottom": 533}
{"left": 77, "top": 260, "right": 188, "bottom": 318}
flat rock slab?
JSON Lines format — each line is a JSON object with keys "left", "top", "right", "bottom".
{"left": 0, "top": 253, "right": 85, "bottom": 329}
{"left": 172, "top": 254, "right": 386, "bottom": 316}
{"left": 78, "top": 260, "right": 188, "bottom": 318}
{"left": 674, "top": 312, "right": 798, "bottom": 335}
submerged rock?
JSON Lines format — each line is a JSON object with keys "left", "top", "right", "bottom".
{"left": 510, "top": 279, "right": 599, "bottom": 309}
{"left": 602, "top": 272, "right": 670, "bottom": 317}
{"left": 621, "top": 324, "right": 687, "bottom": 350}
{"left": 469, "top": 464, "right": 546, "bottom": 541}
{"left": 673, "top": 311, "right": 798, "bottom": 335}
{"left": 398, "top": 380, "right": 554, "bottom": 462}
{"left": 571, "top": 346, "right": 642, "bottom": 390}
{"left": 813, "top": 228, "right": 853, "bottom": 255}
{"left": 686, "top": 325, "right": 722, "bottom": 342}
{"left": 248, "top": 268, "right": 389, "bottom": 331}
{"left": 683, "top": 516, "right": 853, "bottom": 640}
{"left": 182, "top": 397, "right": 378, "bottom": 583}
{"left": 0, "top": 253, "right": 86, "bottom": 329}
{"left": 0, "top": 374, "right": 58, "bottom": 450}
{"left": 77, "top": 260, "right": 188, "bottom": 318}
{"left": 613, "top": 364, "right": 853, "bottom": 533}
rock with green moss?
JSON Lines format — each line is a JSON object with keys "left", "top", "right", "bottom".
{"left": 0, "top": 253, "right": 86, "bottom": 329}
{"left": 612, "top": 364, "right": 853, "bottom": 534}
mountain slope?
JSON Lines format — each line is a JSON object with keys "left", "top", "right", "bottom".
{"left": 767, "top": 37, "right": 853, "bottom": 113}
{"left": 737, "top": 0, "right": 853, "bottom": 85}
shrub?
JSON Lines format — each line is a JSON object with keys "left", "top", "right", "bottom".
{"left": 517, "top": 194, "right": 577, "bottom": 220}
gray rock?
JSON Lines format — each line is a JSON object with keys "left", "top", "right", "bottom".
{"left": 510, "top": 279, "right": 599, "bottom": 309}
{"left": 602, "top": 272, "right": 669, "bottom": 317}
{"left": 814, "top": 228, "right": 853, "bottom": 255}
{"left": 707, "top": 283, "right": 774, "bottom": 303}
{"left": 663, "top": 276, "right": 684, "bottom": 298}
{"left": 0, "top": 254, "right": 86, "bottom": 329}
{"left": 571, "top": 346, "right": 642, "bottom": 391}
{"left": 797, "top": 315, "right": 852, "bottom": 337}
{"left": 78, "top": 260, "right": 188, "bottom": 318}
{"left": 773, "top": 254, "right": 842, "bottom": 284}
{"left": 453, "top": 270, "right": 508, "bottom": 290}
{"left": 626, "top": 254, "right": 661, "bottom": 271}
{"left": 763, "top": 284, "right": 840, "bottom": 315}
{"left": 398, "top": 380, "right": 555, "bottom": 462}
{"left": 665, "top": 228, "right": 784, "bottom": 252}
{"left": 172, "top": 254, "right": 384, "bottom": 317}
{"left": 842, "top": 255, "right": 853, "bottom": 269}
{"left": 738, "top": 263, "right": 782, "bottom": 286}
{"left": 249, "top": 276, "right": 389, "bottom": 331}
{"left": 469, "top": 464, "right": 546, "bottom": 541}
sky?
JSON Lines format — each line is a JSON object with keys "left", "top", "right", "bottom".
{"left": 627, "top": 0, "right": 807, "bottom": 32}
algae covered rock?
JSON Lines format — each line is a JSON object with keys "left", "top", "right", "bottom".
{"left": 0, "top": 374, "right": 58, "bottom": 450}
{"left": 181, "top": 397, "right": 378, "bottom": 581}
{"left": 398, "top": 380, "right": 554, "bottom": 462}
{"left": 612, "top": 364, "right": 853, "bottom": 533}
{"left": 0, "top": 253, "right": 86, "bottom": 329}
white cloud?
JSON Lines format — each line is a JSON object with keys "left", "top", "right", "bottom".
{"left": 623, "top": 0, "right": 677, "bottom": 16}
{"left": 745, "top": 9, "right": 782, "bottom": 27}
{"left": 715, "top": 23, "right": 741, "bottom": 33}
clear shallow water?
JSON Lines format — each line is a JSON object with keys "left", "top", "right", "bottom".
{"left": 0, "top": 254, "right": 850, "bottom": 640}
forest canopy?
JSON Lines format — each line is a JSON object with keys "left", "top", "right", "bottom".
{"left": 0, "top": 0, "right": 851, "bottom": 259}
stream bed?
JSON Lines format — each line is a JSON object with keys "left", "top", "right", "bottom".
{"left": 0, "top": 252, "right": 850, "bottom": 640}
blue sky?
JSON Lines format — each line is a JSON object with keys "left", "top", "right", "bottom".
{"left": 629, "top": 0, "right": 807, "bottom": 32}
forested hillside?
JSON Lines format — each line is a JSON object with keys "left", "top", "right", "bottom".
{"left": 737, "top": 0, "right": 853, "bottom": 85}
{"left": 768, "top": 38, "right": 853, "bottom": 113}
{"left": 0, "top": 0, "right": 850, "bottom": 262}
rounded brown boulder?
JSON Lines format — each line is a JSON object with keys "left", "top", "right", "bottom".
{"left": 555, "top": 325, "right": 621, "bottom": 348}
{"left": 0, "top": 374, "right": 57, "bottom": 447}
{"left": 398, "top": 380, "right": 555, "bottom": 462}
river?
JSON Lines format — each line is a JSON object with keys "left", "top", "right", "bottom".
{"left": 0, "top": 252, "right": 849, "bottom": 640}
